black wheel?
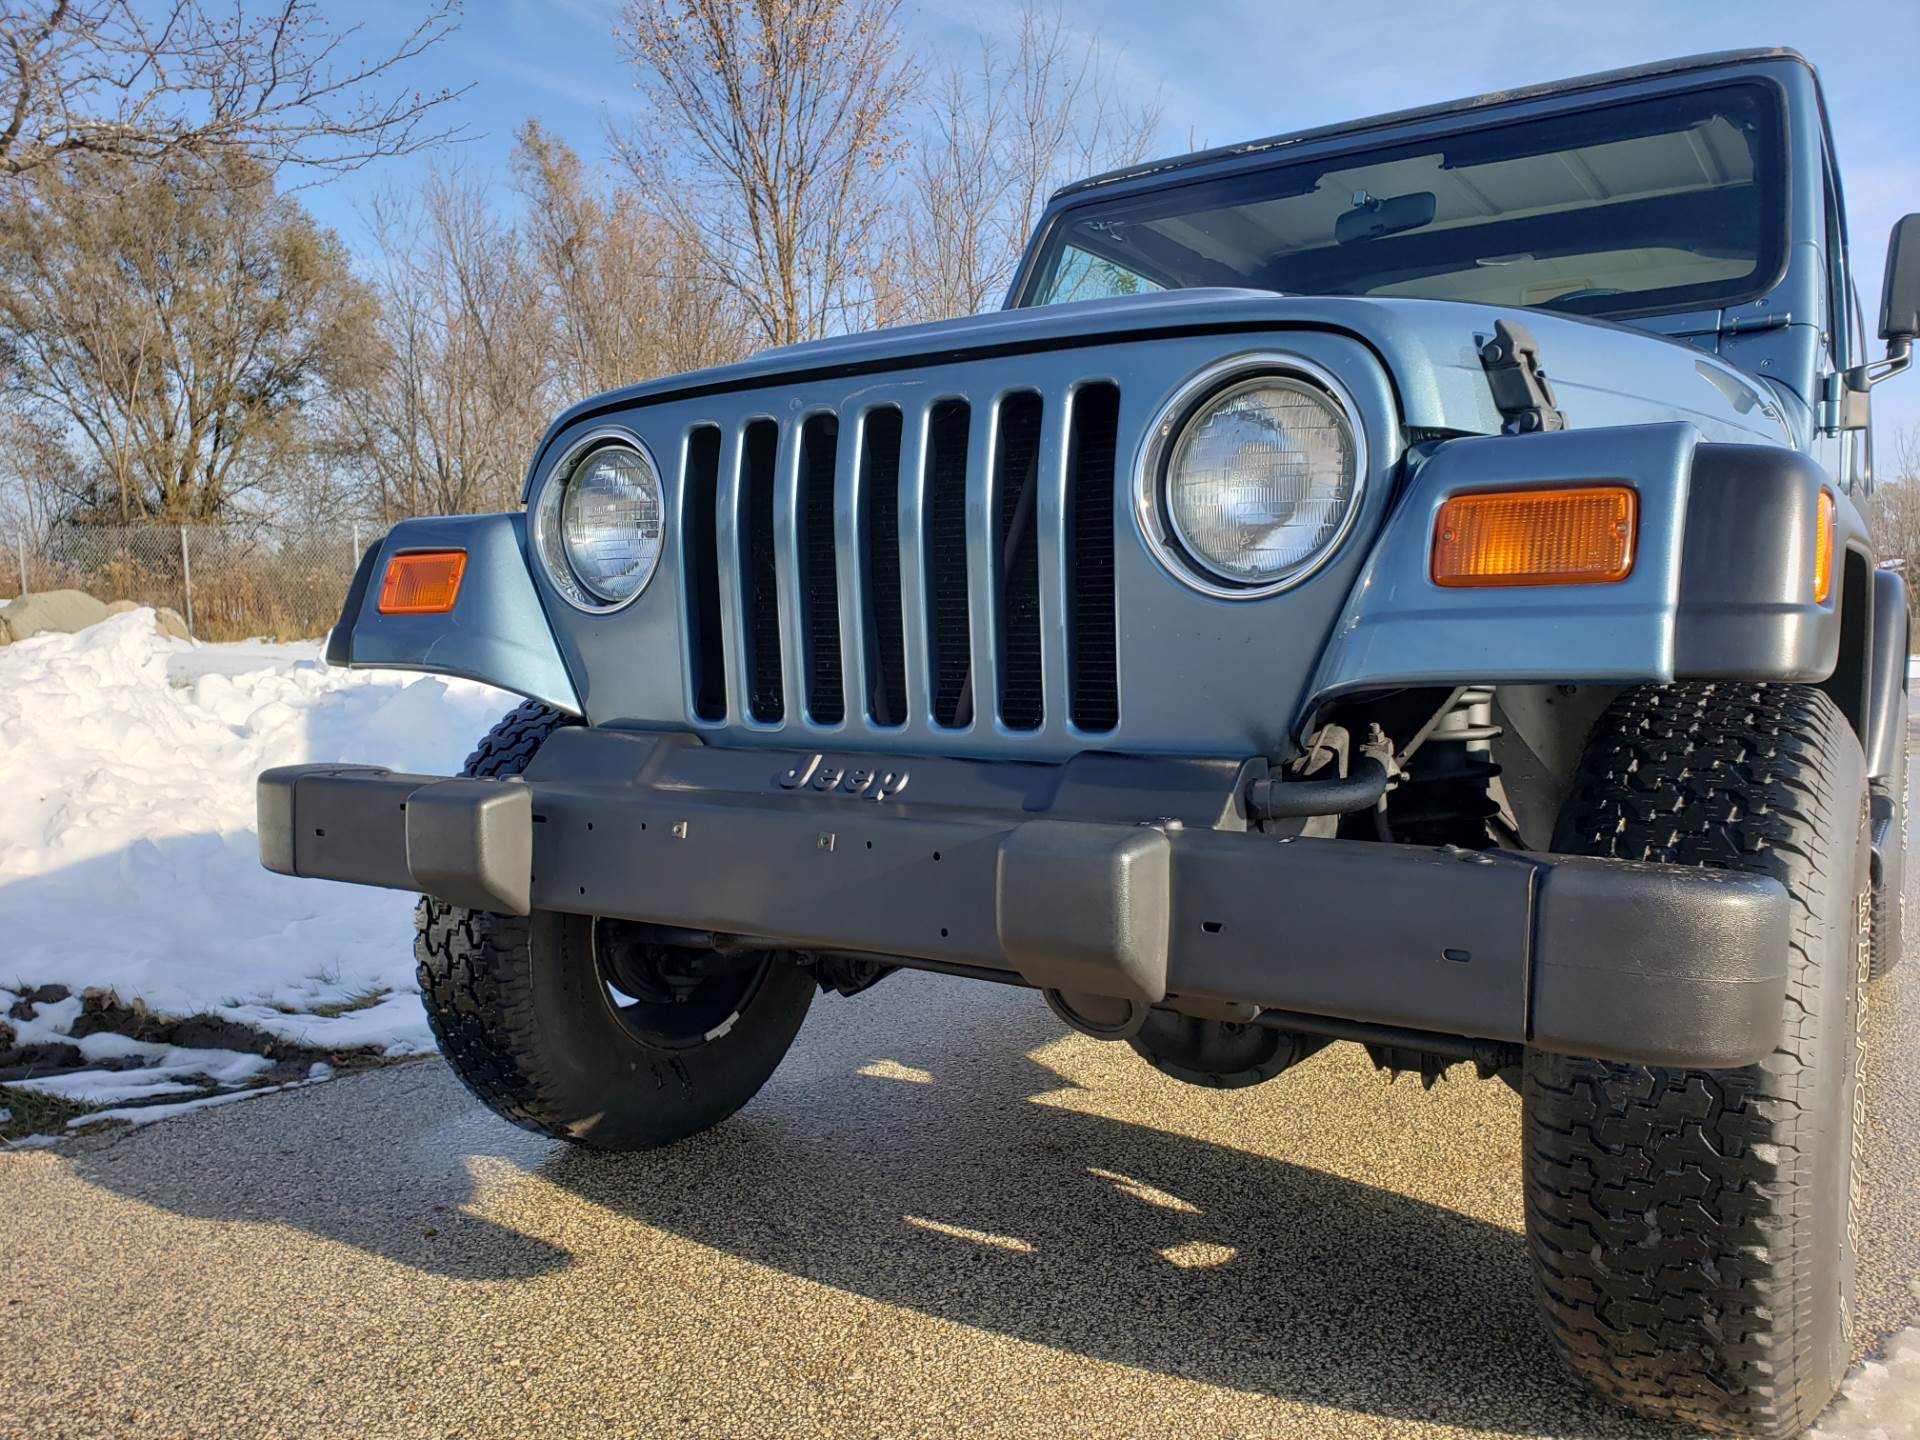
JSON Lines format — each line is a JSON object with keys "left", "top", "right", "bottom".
{"left": 1523, "top": 683, "right": 1871, "bottom": 1437}
{"left": 1868, "top": 677, "right": 1906, "bottom": 980}
{"left": 413, "top": 702, "right": 815, "bottom": 1150}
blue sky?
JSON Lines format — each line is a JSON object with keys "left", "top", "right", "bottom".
{"left": 304, "top": 0, "right": 1920, "bottom": 436}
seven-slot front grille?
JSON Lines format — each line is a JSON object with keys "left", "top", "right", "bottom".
{"left": 681, "top": 381, "right": 1122, "bottom": 741}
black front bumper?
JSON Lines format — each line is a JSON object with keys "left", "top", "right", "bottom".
{"left": 259, "top": 729, "right": 1790, "bottom": 1069}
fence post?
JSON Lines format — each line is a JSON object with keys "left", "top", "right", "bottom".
{"left": 352, "top": 522, "right": 362, "bottom": 562}
{"left": 14, "top": 531, "right": 24, "bottom": 598}
{"left": 178, "top": 526, "right": 194, "bottom": 637}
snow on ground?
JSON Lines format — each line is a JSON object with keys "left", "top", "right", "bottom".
{"left": 0, "top": 611, "right": 512, "bottom": 1127}
{"left": 1813, "top": 1324, "right": 1920, "bottom": 1438}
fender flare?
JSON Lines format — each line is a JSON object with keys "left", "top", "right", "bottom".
{"left": 1301, "top": 429, "right": 1853, "bottom": 719}
{"left": 325, "top": 513, "right": 582, "bottom": 714}
{"left": 1865, "top": 566, "right": 1910, "bottom": 782}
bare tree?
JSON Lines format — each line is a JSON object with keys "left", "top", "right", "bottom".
{"left": 893, "top": 2, "right": 1160, "bottom": 323}
{"left": 513, "top": 119, "right": 747, "bottom": 398}
{"left": 336, "top": 167, "right": 553, "bottom": 522}
{"left": 0, "top": 0, "right": 466, "bottom": 179}
{"left": 0, "top": 148, "right": 379, "bottom": 521}
{"left": 0, "top": 404, "right": 81, "bottom": 539}
{"left": 1864, "top": 425, "right": 1920, "bottom": 628}
{"left": 612, "top": 0, "right": 915, "bottom": 348}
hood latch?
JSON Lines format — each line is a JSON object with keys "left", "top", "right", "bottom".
{"left": 1478, "top": 320, "right": 1567, "bottom": 435}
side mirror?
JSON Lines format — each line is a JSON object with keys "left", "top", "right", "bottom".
{"left": 1846, "top": 215, "right": 1919, "bottom": 406}
{"left": 1877, "top": 214, "right": 1920, "bottom": 355}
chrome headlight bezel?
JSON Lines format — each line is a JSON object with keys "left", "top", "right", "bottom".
{"left": 1135, "top": 355, "right": 1369, "bottom": 599}
{"left": 531, "top": 427, "right": 664, "bottom": 613}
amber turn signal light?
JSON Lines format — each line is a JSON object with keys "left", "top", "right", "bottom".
{"left": 378, "top": 551, "right": 468, "bottom": 615}
{"left": 1432, "top": 486, "right": 1637, "bottom": 588}
{"left": 1813, "top": 490, "right": 1835, "bottom": 604}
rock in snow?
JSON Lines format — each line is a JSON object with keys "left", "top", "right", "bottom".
{"left": 0, "top": 588, "right": 110, "bottom": 642}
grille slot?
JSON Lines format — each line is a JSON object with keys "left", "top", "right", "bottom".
{"left": 1067, "top": 384, "right": 1120, "bottom": 732}
{"left": 740, "top": 419, "right": 784, "bottom": 723}
{"left": 994, "top": 393, "right": 1044, "bottom": 731}
{"left": 924, "top": 401, "right": 973, "bottom": 729}
{"left": 683, "top": 376, "right": 1126, "bottom": 746}
{"left": 683, "top": 425, "right": 726, "bottom": 721}
{"left": 860, "top": 408, "right": 907, "bottom": 727}
{"left": 798, "top": 414, "right": 843, "bottom": 724}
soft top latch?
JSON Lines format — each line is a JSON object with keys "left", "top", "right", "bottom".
{"left": 1479, "top": 319, "right": 1567, "bottom": 435}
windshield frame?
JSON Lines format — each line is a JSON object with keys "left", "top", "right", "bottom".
{"left": 1009, "top": 75, "right": 1793, "bottom": 326}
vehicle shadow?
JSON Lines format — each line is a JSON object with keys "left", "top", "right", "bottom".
{"left": 55, "top": 1058, "right": 575, "bottom": 1283}
{"left": 2, "top": 805, "right": 1696, "bottom": 1436}
{"left": 524, "top": 977, "right": 1679, "bottom": 1439}
{"left": 36, "top": 962, "right": 1688, "bottom": 1436}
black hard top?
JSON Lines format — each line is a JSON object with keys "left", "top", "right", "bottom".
{"left": 1052, "top": 48, "right": 1813, "bottom": 200}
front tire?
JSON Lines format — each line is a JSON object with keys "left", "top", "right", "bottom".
{"left": 414, "top": 702, "right": 815, "bottom": 1150}
{"left": 1523, "top": 683, "right": 1870, "bottom": 1437}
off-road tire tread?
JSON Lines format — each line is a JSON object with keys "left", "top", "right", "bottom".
{"left": 414, "top": 701, "right": 586, "bottom": 1142}
{"left": 1525, "top": 682, "right": 1865, "bottom": 1438}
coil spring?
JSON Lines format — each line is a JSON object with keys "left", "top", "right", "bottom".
{"left": 1388, "top": 687, "right": 1504, "bottom": 847}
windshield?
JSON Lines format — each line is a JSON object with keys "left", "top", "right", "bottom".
{"left": 1021, "top": 84, "right": 1785, "bottom": 320}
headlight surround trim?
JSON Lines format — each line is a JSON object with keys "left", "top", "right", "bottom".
{"left": 531, "top": 426, "right": 665, "bottom": 613}
{"left": 1135, "top": 354, "right": 1370, "bottom": 599}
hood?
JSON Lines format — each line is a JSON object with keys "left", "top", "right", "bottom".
{"left": 524, "top": 289, "right": 1792, "bottom": 499}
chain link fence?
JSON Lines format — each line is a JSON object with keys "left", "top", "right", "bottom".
{"left": 4, "top": 521, "right": 368, "bottom": 641}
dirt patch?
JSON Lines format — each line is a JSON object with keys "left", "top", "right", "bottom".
{"left": 6, "top": 984, "right": 72, "bottom": 1024}
{"left": 65, "top": 990, "right": 354, "bottom": 1065}
{"left": 0, "top": 1040, "right": 87, "bottom": 1076}
{"left": 1, "top": 987, "right": 403, "bottom": 1141}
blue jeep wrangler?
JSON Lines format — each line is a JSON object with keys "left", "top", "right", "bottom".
{"left": 262, "top": 49, "right": 1919, "bottom": 1436}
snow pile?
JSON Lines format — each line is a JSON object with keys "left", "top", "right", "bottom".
{"left": 0, "top": 611, "right": 512, "bottom": 1118}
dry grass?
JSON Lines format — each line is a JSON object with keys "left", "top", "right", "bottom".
{"left": 274, "top": 988, "right": 390, "bottom": 1019}
{"left": 3, "top": 547, "right": 355, "bottom": 641}
{"left": 0, "top": 1084, "right": 96, "bottom": 1143}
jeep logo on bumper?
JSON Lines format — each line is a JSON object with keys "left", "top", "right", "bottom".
{"left": 775, "top": 754, "right": 910, "bottom": 800}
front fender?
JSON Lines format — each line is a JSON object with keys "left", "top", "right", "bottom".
{"left": 1306, "top": 425, "right": 1856, "bottom": 713}
{"left": 1866, "top": 567, "right": 1910, "bottom": 781}
{"left": 327, "top": 513, "right": 581, "bottom": 714}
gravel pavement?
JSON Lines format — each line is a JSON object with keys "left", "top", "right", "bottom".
{"left": 3, "top": 799, "right": 1917, "bottom": 1439}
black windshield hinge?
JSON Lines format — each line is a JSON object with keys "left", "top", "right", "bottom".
{"left": 1478, "top": 320, "right": 1567, "bottom": 435}
{"left": 1720, "top": 310, "right": 1792, "bottom": 335}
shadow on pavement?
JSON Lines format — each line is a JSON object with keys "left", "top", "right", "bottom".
{"left": 46, "top": 971, "right": 1685, "bottom": 1435}
{"left": 527, "top": 982, "right": 1671, "bottom": 1438}
{"left": 59, "top": 1059, "right": 575, "bottom": 1284}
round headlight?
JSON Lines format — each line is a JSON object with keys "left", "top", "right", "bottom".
{"left": 1150, "top": 370, "right": 1362, "bottom": 594}
{"left": 535, "top": 437, "right": 663, "bottom": 610}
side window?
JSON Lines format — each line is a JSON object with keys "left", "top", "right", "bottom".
{"left": 1852, "top": 273, "right": 1873, "bottom": 486}
{"left": 1820, "top": 156, "right": 1868, "bottom": 489}
{"left": 1034, "top": 245, "right": 1164, "bottom": 306}
{"left": 1821, "top": 162, "right": 1851, "bottom": 374}
{"left": 1848, "top": 275, "right": 1867, "bottom": 369}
